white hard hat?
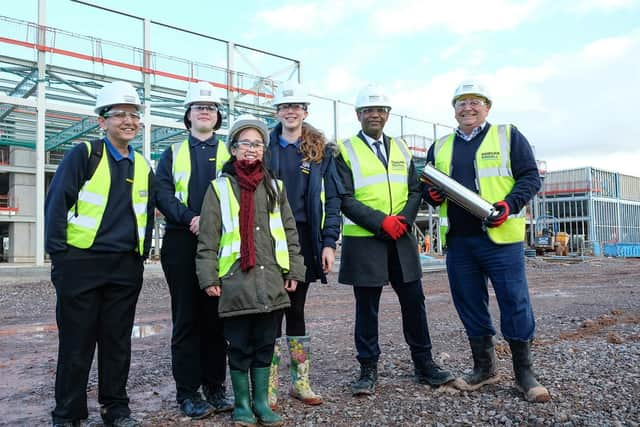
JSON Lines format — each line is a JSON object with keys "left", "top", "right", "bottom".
{"left": 94, "top": 81, "right": 142, "bottom": 115}
{"left": 183, "top": 81, "right": 221, "bottom": 108}
{"left": 452, "top": 80, "right": 492, "bottom": 106}
{"left": 227, "top": 114, "right": 269, "bottom": 149}
{"left": 272, "top": 80, "right": 310, "bottom": 106}
{"left": 354, "top": 83, "right": 392, "bottom": 111}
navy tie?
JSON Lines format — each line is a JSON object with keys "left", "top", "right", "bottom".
{"left": 373, "top": 141, "right": 387, "bottom": 167}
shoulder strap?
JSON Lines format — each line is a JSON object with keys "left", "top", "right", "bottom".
{"left": 86, "top": 139, "right": 104, "bottom": 180}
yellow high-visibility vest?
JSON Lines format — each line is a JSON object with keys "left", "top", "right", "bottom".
{"left": 66, "top": 141, "right": 151, "bottom": 254}
{"left": 172, "top": 139, "right": 230, "bottom": 205}
{"left": 434, "top": 124, "right": 526, "bottom": 247}
{"left": 212, "top": 176, "right": 290, "bottom": 277}
{"left": 337, "top": 135, "right": 411, "bottom": 237}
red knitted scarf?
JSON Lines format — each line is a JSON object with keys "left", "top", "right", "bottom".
{"left": 235, "top": 159, "right": 264, "bottom": 272}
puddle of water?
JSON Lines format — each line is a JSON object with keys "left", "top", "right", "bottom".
{"left": 130, "top": 324, "right": 165, "bottom": 339}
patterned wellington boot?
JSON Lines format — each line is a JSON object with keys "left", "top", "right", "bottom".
{"left": 268, "top": 338, "right": 282, "bottom": 410}
{"left": 286, "top": 336, "right": 323, "bottom": 405}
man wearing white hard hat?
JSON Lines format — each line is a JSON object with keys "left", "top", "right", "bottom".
{"left": 45, "top": 80, "right": 155, "bottom": 427}
{"left": 265, "top": 80, "right": 342, "bottom": 409}
{"left": 335, "top": 83, "right": 454, "bottom": 396}
{"left": 155, "top": 81, "right": 232, "bottom": 419}
{"left": 196, "top": 114, "right": 305, "bottom": 426}
{"left": 421, "top": 80, "right": 549, "bottom": 402}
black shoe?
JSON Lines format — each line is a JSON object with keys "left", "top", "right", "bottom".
{"left": 180, "top": 397, "right": 215, "bottom": 420}
{"left": 462, "top": 336, "right": 499, "bottom": 388}
{"left": 104, "top": 417, "right": 142, "bottom": 427}
{"left": 203, "top": 384, "right": 234, "bottom": 413}
{"left": 351, "top": 362, "right": 378, "bottom": 396}
{"left": 415, "top": 359, "right": 455, "bottom": 386}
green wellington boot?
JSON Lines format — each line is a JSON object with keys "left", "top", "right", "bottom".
{"left": 251, "top": 367, "right": 284, "bottom": 427}
{"left": 229, "top": 370, "right": 257, "bottom": 427}
{"left": 267, "top": 338, "right": 282, "bottom": 410}
{"left": 287, "top": 336, "right": 323, "bottom": 405}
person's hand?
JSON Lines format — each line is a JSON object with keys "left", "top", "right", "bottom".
{"left": 284, "top": 279, "right": 298, "bottom": 292}
{"left": 381, "top": 215, "right": 408, "bottom": 240}
{"left": 485, "top": 201, "right": 510, "bottom": 228}
{"left": 321, "top": 247, "right": 335, "bottom": 274}
{"left": 204, "top": 285, "right": 221, "bottom": 297}
{"left": 189, "top": 216, "right": 200, "bottom": 236}
{"left": 425, "top": 186, "right": 446, "bottom": 206}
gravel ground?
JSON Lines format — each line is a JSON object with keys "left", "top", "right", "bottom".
{"left": 0, "top": 256, "right": 639, "bottom": 426}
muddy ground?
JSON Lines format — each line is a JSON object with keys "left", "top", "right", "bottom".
{"left": 1, "top": 256, "right": 639, "bottom": 426}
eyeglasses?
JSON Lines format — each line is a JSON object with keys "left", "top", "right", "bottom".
{"left": 359, "top": 107, "right": 390, "bottom": 115}
{"left": 454, "top": 98, "right": 486, "bottom": 109}
{"left": 235, "top": 140, "right": 265, "bottom": 150}
{"left": 103, "top": 110, "right": 141, "bottom": 120}
{"left": 191, "top": 104, "right": 218, "bottom": 112}
{"left": 277, "top": 103, "right": 307, "bottom": 112}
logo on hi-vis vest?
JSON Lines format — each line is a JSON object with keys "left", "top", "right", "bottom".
{"left": 390, "top": 160, "right": 405, "bottom": 171}
{"left": 481, "top": 151, "right": 500, "bottom": 161}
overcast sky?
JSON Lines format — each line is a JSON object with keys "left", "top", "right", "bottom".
{"left": 4, "top": 0, "right": 640, "bottom": 175}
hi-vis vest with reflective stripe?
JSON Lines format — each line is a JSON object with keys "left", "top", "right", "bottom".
{"left": 434, "top": 124, "right": 526, "bottom": 247}
{"left": 338, "top": 135, "right": 411, "bottom": 237}
{"left": 66, "top": 141, "right": 151, "bottom": 254}
{"left": 172, "top": 139, "right": 230, "bottom": 206}
{"left": 211, "top": 176, "right": 290, "bottom": 278}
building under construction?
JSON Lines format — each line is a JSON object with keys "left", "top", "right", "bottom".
{"left": 2, "top": 8, "right": 639, "bottom": 264}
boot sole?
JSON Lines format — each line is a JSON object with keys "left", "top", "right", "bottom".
{"left": 187, "top": 406, "right": 216, "bottom": 420}
{"left": 454, "top": 374, "right": 501, "bottom": 391}
{"left": 517, "top": 384, "right": 551, "bottom": 403}
{"left": 289, "top": 391, "right": 323, "bottom": 405}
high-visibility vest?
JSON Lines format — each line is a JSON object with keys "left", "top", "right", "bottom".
{"left": 172, "top": 139, "right": 230, "bottom": 205}
{"left": 337, "top": 135, "right": 411, "bottom": 237}
{"left": 211, "top": 176, "right": 290, "bottom": 277}
{"left": 66, "top": 141, "right": 151, "bottom": 254}
{"left": 434, "top": 124, "right": 526, "bottom": 247}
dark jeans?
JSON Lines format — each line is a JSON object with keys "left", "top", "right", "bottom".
{"left": 161, "top": 229, "right": 227, "bottom": 402}
{"left": 51, "top": 248, "right": 143, "bottom": 424}
{"left": 274, "top": 281, "right": 310, "bottom": 337}
{"left": 224, "top": 312, "right": 280, "bottom": 372}
{"left": 352, "top": 245, "right": 434, "bottom": 365}
{"left": 446, "top": 234, "right": 535, "bottom": 341}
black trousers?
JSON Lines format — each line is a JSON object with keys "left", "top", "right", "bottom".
{"left": 51, "top": 248, "right": 143, "bottom": 424}
{"left": 224, "top": 312, "right": 280, "bottom": 372}
{"left": 161, "top": 229, "right": 227, "bottom": 402}
{"left": 352, "top": 244, "right": 434, "bottom": 366}
{"left": 274, "top": 222, "right": 316, "bottom": 337}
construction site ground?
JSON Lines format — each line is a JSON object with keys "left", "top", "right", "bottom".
{"left": 1, "top": 256, "right": 639, "bottom": 426}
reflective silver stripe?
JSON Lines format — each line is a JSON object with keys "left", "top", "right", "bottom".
{"left": 215, "top": 179, "right": 234, "bottom": 233}
{"left": 175, "top": 191, "right": 186, "bottom": 202}
{"left": 342, "top": 138, "right": 365, "bottom": 189}
{"left": 433, "top": 136, "right": 450, "bottom": 158}
{"left": 134, "top": 202, "right": 147, "bottom": 215}
{"left": 497, "top": 125, "right": 510, "bottom": 171}
{"left": 172, "top": 142, "right": 184, "bottom": 170}
{"left": 220, "top": 240, "right": 241, "bottom": 257}
{"left": 343, "top": 216, "right": 355, "bottom": 225}
{"left": 274, "top": 239, "right": 288, "bottom": 253}
{"left": 68, "top": 214, "right": 97, "bottom": 229}
{"left": 174, "top": 171, "right": 188, "bottom": 182}
{"left": 387, "top": 174, "right": 407, "bottom": 185}
{"left": 358, "top": 173, "right": 392, "bottom": 187}
{"left": 440, "top": 217, "right": 449, "bottom": 227}
{"left": 394, "top": 138, "right": 412, "bottom": 169}
{"left": 477, "top": 167, "right": 513, "bottom": 178}
{"left": 269, "top": 217, "right": 282, "bottom": 230}
{"left": 138, "top": 227, "right": 146, "bottom": 238}
{"left": 77, "top": 190, "right": 104, "bottom": 206}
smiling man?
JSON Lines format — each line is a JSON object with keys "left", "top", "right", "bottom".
{"left": 421, "top": 80, "right": 549, "bottom": 403}
{"left": 335, "top": 83, "right": 454, "bottom": 396}
{"left": 45, "top": 81, "right": 155, "bottom": 427}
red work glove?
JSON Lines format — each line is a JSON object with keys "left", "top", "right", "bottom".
{"left": 381, "top": 215, "right": 408, "bottom": 240}
{"left": 485, "top": 200, "right": 510, "bottom": 228}
{"left": 425, "top": 186, "right": 446, "bottom": 206}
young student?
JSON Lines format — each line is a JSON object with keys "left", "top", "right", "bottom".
{"left": 266, "top": 80, "right": 342, "bottom": 408}
{"left": 196, "top": 115, "right": 306, "bottom": 426}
